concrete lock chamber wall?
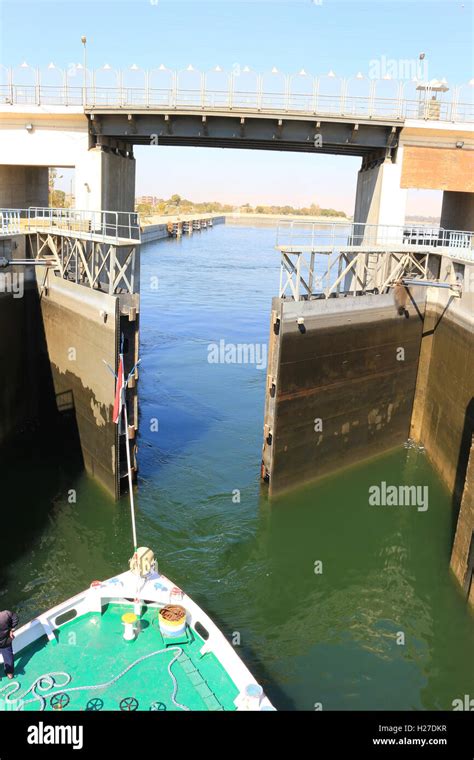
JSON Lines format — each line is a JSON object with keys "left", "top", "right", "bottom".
{"left": 30, "top": 237, "right": 140, "bottom": 501}
{"left": 0, "top": 232, "right": 140, "bottom": 502}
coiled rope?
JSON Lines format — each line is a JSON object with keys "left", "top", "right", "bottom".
{"left": 0, "top": 646, "right": 189, "bottom": 711}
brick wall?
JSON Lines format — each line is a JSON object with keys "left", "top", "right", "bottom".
{"left": 401, "top": 147, "right": 474, "bottom": 192}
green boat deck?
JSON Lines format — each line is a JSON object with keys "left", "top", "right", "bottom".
{"left": 2, "top": 603, "right": 239, "bottom": 711}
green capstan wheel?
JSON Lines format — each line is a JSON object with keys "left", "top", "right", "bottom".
{"left": 50, "top": 692, "right": 70, "bottom": 710}
{"left": 120, "top": 696, "right": 139, "bottom": 711}
{"left": 86, "top": 697, "right": 104, "bottom": 711}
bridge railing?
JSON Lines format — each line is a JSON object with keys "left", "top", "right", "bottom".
{"left": 0, "top": 207, "right": 141, "bottom": 244}
{"left": 1, "top": 66, "right": 473, "bottom": 122}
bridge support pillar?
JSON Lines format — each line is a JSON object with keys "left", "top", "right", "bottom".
{"left": 75, "top": 147, "right": 136, "bottom": 212}
{"left": 354, "top": 153, "right": 407, "bottom": 235}
{"left": 346, "top": 153, "right": 407, "bottom": 291}
{"left": 440, "top": 191, "right": 474, "bottom": 231}
{"left": 0, "top": 165, "right": 48, "bottom": 207}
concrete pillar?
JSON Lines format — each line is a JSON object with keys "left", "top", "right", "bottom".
{"left": 440, "top": 191, "right": 474, "bottom": 231}
{"left": 0, "top": 165, "right": 48, "bottom": 207}
{"left": 75, "top": 148, "right": 136, "bottom": 212}
{"left": 346, "top": 151, "right": 408, "bottom": 291}
{"left": 353, "top": 151, "right": 407, "bottom": 238}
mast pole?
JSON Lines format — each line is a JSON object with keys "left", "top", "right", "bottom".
{"left": 123, "top": 362, "right": 138, "bottom": 551}
{"left": 104, "top": 349, "right": 141, "bottom": 553}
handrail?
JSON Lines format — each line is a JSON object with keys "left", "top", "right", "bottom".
{"left": 276, "top": 219, "right": 474, "bottom": 260}
{"left": 0, "top": 207, "right": 141, "bottom": 243}
{"left": 277, "top": 220, "right": 474, "bottom": 301}
{"left": 0, "top": 209, "right": 21, "bottom": 235}
{"left": 0, "top": 65, "right": 473, "bottom": 123}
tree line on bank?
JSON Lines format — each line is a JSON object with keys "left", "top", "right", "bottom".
{"left": 47, "top": 183, "right": 347, "bottom": 219}
{"left": 135, "top": 195, "right": 347, "bottom": 218}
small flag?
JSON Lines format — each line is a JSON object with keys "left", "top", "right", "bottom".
{"left": 113, "top": 354, "right": 125, "bottom": 424}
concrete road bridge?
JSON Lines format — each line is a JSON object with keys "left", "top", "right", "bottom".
{"left": 0, "top": 65, "right": 473, "bottom": 232}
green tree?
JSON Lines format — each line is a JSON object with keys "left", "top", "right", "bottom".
{"left": 50, "top": 189, "right": 67, "bottom": 208}
{"left": 136, "top": 202, "right": 153, "bottom": 216}
{"left": 49, "top": 169, "right": 66, "bottom": 207}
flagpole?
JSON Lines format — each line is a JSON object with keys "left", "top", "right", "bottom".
{"left": 123, "top": 378, "right": 138, "bottom": 552}
{"left": 106, "top": 346, "right": 141, "bottom": 553}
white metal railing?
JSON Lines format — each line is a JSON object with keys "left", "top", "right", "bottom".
{"left": 277, "top": 220, "right": 474, "bottom": 300}
{"left": 0, "top": 207, "right": 140, "bottom": 295}
{"left": 0, "top": 207, "right": 141, "bottom": 243}
{"left": 0, "top": 65, "right": 473, "bottom": 122}
{"left": 276, "top": 220, "right": 474, "bottom": 260}
{"left": 0, "top": 209, "right": 21, "bottom": 235}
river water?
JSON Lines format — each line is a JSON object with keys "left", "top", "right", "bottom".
{"left": 2, "top": 223, "right": 473, "bottom": 710}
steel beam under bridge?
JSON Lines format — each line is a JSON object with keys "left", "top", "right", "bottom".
{"left": 87, "top": 111, "right": 401, "bottom": 158}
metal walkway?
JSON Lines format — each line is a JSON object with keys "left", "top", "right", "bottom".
{"left": 0, "top": 207, "right": 140, "bottom": 245}
{"left": 0, "top": 207, "right": 141, "bottom": 296}
{"left": 276, "top": 220, "right": 474, "bottom": 300}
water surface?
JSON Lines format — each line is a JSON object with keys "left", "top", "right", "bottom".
{"left": 2, "top": 224, "right": 473, "bottom": 710}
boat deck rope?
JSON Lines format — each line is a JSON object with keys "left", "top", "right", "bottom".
{"left": 0, "top": 646, "right": 190, "bottom": 711}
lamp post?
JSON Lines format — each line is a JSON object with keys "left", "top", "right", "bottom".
{"left": 288, "top": 69, "right": 311, "bottom": 112}
{"left": 46, "top": 62, "right": 66, "bottom": 106}
{"left": 81, "top": 36, "right": 87, "bottom": 106}
{"left": 258, "top": 67, "right": 282, "bottom": 110}
{"left": 418, "top": 52, "right": 426, "bottom": 82}
{"left": 129, "top": 64, "right": 147, "bottom": 107}
{"left": 15, "top": 61, "right": 36, "bottom": 105}
{"left": 318, "top": 70, "right": 339, "bottom": 114}
{"left": 204, "top": 65, "right": 227, "bottom": 109}
{"left": 148, "top": 64, "right": 173, "bottom": 108}
{"left": 176, "top": 64, "right": 197, "bottom": 107}
{"left": 342, "top": 72, "right": 365, "bottom": 116}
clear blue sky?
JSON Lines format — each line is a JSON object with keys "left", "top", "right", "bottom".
{"left": 1, "top": 0, "right": 472, "bottom": 215}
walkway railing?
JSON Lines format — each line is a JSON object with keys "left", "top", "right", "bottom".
{"left": 0, "top": 207, "right": 141, "bottom": 244}
{"left": 0, "top": 207, "right": 140, "bottom": 295}
{"left": 0, "top": 209, "right": 21, "bottom": 235}
{"left": 276, "top": 220, "right": 474, "bottom": 300}
{"left": 277, "top": 220, "right": 474, "bottom": 259}
{"left": 1, "top": 65, "right": 473, "bottom": 122}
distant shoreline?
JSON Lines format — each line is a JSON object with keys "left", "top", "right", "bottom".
{"left": 225, "top": 212, "right": 350, "bottom": 226}
{"left": 140, "top": 212, "right": 349, "bottom": 229}
{"left": 140, "top": 211, "right": 441, "bottom": 229}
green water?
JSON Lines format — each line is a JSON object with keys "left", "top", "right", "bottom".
{"left": 1, "top": 225, "right": 473, "bottom": 710}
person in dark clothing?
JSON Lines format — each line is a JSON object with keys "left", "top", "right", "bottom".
{"left": 0, "top": 610, "right": 19, "bottom": 679}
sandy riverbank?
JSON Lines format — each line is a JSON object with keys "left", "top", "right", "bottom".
{"left": 225, "top": 213, "right": 351, "bottom": 226}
